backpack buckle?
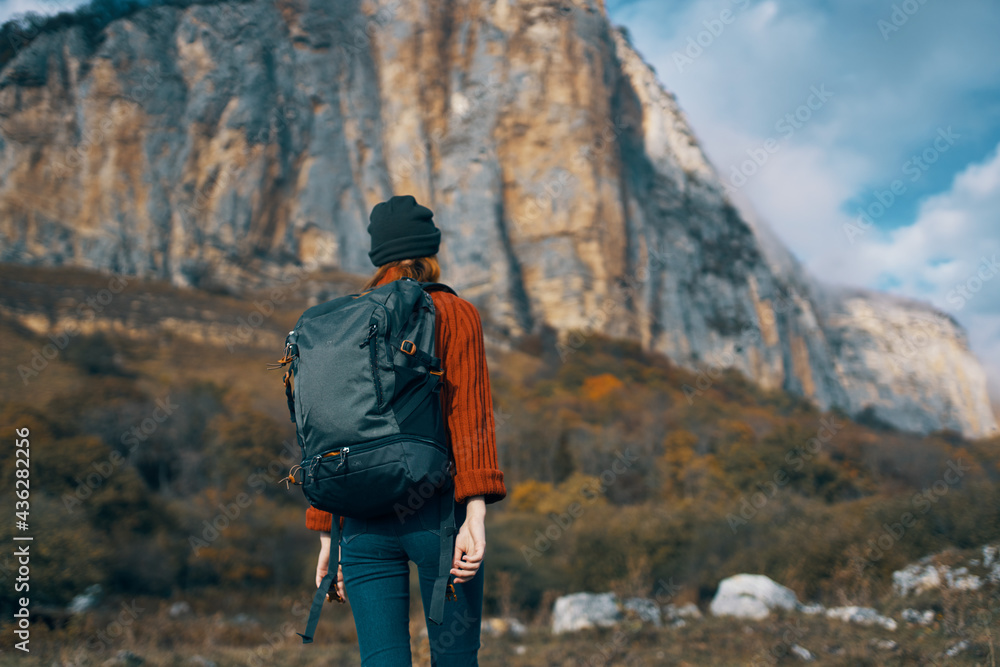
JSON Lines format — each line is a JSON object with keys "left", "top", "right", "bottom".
{"left": 400, "top": 340, "right": 416, "bottom": 355}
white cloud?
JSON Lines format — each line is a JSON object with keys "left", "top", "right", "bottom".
{"left": 814, "top": 143, "right": 1000, "bottom": 405}
{"left": 0, "top": 0, "right": 85, "bottom": 24}
{"left": 612, "top": 0, "right": 1000, "bottom": 404}
{"left": 732, "top": 142, "right": 857, "bottom": 258}
{"left": 615, "top": 0, "right": 1000, "bottom": 207}
{"left": 865, "top": 142, "right": 1000, "bottom": 313}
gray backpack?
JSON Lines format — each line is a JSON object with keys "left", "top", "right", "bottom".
{"left": 272, "top": 277, "right": 459, "bottom": 642}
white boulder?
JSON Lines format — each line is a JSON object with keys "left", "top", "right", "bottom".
{"left": 67, "top": 584, "right": 103, "bottom": 614}
{"left": 790, "top": 644, "right": 815, "bottom": 662}
{"left": 892, "top": 563, "right": 941, "bottom": 596}
{"left": 169, "top": 601, "right": 192, "bottom": 618}
{"left": 945, "top": 640, "right": 971, "bottom": 657}
{"left": 944, "top": 566, "right": 983, "bottom": 591}
{"left": 551, "top": 592, "right": 622, "bottom": 634}
{"left": 709, "top": 574, "right": 799, "bottom": 620}
{"left": 901, "top": 608, "right": 935, "bottom": 626}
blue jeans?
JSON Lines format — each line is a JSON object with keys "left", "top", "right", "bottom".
{"left": 340, "top": 494, "right": 483, "bottom": 666}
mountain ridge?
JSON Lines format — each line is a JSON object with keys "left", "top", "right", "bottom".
{"left": 0, "top": 0, "right": 994, "bottom": 438}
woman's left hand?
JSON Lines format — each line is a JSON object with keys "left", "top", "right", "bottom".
{"left": 316, "top": 534, "right": 346, "bottom": 603}
{"left": 451, "top": 496, "right": 486, "bottom": 583}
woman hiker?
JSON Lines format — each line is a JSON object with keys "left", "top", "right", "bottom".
{"left": 306, "top": 195, "right": 507, "bottom": 666}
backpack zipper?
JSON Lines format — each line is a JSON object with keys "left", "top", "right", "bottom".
{"left": 360, "top": 322, "right": 383, "bottom": 411}
{"left": 308, "top": 447, "right": 350, "bottom": 478}
{"left": 333, "top": 434, "right": 447, "bottom": 455}
{"left": 360, "top": 322, "right": 377, "bottom": 348}
{"left": 305, "top": 437, "right": 444, "bottom": 480}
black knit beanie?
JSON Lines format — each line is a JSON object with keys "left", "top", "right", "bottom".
{"left": 367, "top": 195, "right": 441, "bottom": 267}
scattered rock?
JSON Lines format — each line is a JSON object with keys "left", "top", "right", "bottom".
{"left": 709, "top": 574, "right": 799, "bottom": 620}
{"left": 972, "top": 546, "right": 1000, "bottom": 582}
{"left": 551, "top": 593, "right": 622, "bottom": 634}
{"left": 825, "top": 606, "right": 897, "bottom": 631}
{"left": 514, "top": 645, "right": 527, "bottom": 656}
{"left": 984, "top": 545, "right": 997, "bottom": 568}
{"left": 67, "top": 584, "right": 103, "bottom": 614}
{"left": 623, "top": 598, "right": 661, "bottom": 626}
{"left": 943, "top": 566, "right": 983, "bottom": 591}
{"left": 872, "top": 639, "right": 899, "bottom": 651}
{"left": 945, "top": 640, "right": 970, "bottom": 657}
{"left": 664, "top": 602, "right": 702, "bottom": 625}
{"left": 169, "top": 601, "right": 192, "bottom": 618}
{"left": 797, "top": 602, "right": 825, "bottom": 615}
{"left": 790, "top": 644, "right": 815, "bottom": 661}
{"left": 662, "top": 602, "right": 701, "bottom": 627}
{"left": 892, "top": 563, "right": 941, "bottom": 596}
{"left": 893, "top": 543, "right": 1000, "bottom": 595}
{"left": 481, "top": 617, "right": 527, "bottom": 638}
{"left": 901, "top": 608, "right": 935, "bottom": 626}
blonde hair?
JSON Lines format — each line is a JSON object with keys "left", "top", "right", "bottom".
{"left": 361, "top": 256, "right": 441, "bottom": 291}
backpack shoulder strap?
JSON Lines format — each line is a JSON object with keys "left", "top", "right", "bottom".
{"left": 420, "top": 281, "right": 458, "bottom": 296}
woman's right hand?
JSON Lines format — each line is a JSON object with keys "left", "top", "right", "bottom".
{"left": 451, "top": 496, "right": 487, "bottom": 584}
{"left": 316, "top": 534, "right": 346, "bottom": 603}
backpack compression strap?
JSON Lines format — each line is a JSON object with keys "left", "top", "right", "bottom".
{"left": 402, "top": 279, "right": 460, "bottom": 623}
{"left": 429, "top": 491, "right": 457, "bottom": 625}
{"left": 297, "top": 517, "right": 343, "bottom": 644}
{"left": 390, "top": 333, "right": 446, "bottom": 425}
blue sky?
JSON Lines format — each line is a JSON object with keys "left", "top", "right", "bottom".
{"left": 604, "top": 0, "right": 1000, "bottom": 404}
{"left": 0, "top": 0, "right": 79, "bottom": 23}
{"left": 3, "top": 0, "right": 1000, "bottom": 407}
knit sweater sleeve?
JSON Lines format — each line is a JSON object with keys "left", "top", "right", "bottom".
{"left": 433, "top": 293, "right": 507, "bottom": 505}
{"left": 305, "top": 506, "right": 332, "bottom": 532}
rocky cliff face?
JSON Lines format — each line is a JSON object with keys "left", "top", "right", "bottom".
{"left": 0, "top": 0, "right": 995, "bottom": 438}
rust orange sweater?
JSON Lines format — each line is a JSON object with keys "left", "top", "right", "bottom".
{"left": 305, "top": 266, "right": 507, "bottom": 532}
